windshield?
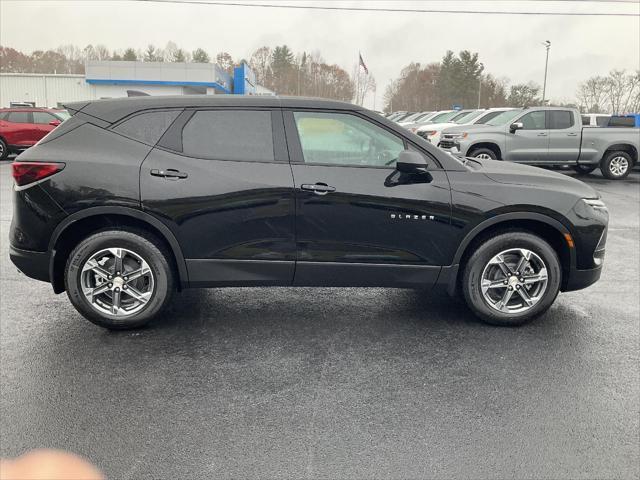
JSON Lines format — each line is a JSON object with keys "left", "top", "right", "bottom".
{"left": 52, "top": 110, "right": 70, "bottom": 121}
{"left": 401, "top": 112, "right": 423, "bottom": 122}
{"left": 412, "top": 112, "right": 432, "bottom": 122}
{"left": 453, "top": 110, "right": 484, "bottom": 124}
{"left": 428, "top": 111, "right": 457, "bottom": 123}
{"left": 485, "top": 109, "right": 523, "bottom": 126}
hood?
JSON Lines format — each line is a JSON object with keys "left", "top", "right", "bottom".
{"left": 416, "top": 121, "right": 455, "bottom": 132}
{"left": 443, "top": 123, "right": 499, "bottom": 135}
{"left": 472, "top": 158, "right": 598, "bottom": 198}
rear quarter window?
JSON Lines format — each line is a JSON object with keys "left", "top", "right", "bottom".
{"left": 181, "top": 110, "right": 274, "bottom": 162}
{"left": 113, "top": 110, "right": 181, "bottom": 145}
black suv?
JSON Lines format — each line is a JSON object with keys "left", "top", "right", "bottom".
{"left": 9, "top": 96, "right": 608, "bottom": 329}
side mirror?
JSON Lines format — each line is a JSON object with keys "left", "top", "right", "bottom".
{"left": 396, "top": 150, "right": 428, "bottom": 174}
{"left": 509, "top": 122, "right": 524, "bottom": 133}
{"left": 49, "top": 120, "right": 61, "bottom": 127}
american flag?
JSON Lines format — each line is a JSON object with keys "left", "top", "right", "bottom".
{"left": 359, "top": 53, "right": 369, "bottom": 75}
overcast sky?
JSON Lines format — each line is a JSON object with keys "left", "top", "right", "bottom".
{"left": 1, "top": 0, "right": 638, "bottom": 108}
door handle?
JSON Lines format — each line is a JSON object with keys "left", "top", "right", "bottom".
{"left": 150, "top": 168, "right": 188, "bottom": 179}
{"left": 567, "top": 133, "right": 578, "bottom": 136}
{"left": 301, "top": 183, "right": 336, "bottom": 195}
{"left": 537, "top": 133, "right": 548, "bottom": 137}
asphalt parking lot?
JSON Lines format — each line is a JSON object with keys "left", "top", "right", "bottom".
{"left": 0, "top": 160, "right": 638, "bottom": 479}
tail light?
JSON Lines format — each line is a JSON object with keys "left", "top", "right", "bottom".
{"left": 12, "top": 162, "right": 65, "bottom": 187}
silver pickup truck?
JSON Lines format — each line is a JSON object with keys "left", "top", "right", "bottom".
{"left": 439, "top": 107, "right": 639, "bottom": 179}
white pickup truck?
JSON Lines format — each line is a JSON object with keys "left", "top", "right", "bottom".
{"left": 439, "top": 107, "right": 639, "bottom": 179}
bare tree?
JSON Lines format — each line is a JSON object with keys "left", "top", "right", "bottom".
{"left": 352, "top": 65, "right": 375, "bottom": 106}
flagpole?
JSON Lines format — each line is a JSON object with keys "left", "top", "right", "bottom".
{"left": 356, "top": 51, "right": 360, "bottom": 106}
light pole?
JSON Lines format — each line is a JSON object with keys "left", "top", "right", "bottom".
{"left": 542, "top": 40, "right": 551, "bottom": 104}
{"left": 477, "top": 62, "right": 484, "bottom": 108}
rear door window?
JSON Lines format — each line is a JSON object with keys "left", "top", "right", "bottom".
{"left": 549, "top": 110, "right": 574, "bottom": 129}
{"left": 114, "top": 110, "right": 181, "bottom": 146}
{"left": 182, "top": 110, "right": 274, "bottom": 162}
{"left": 6, "top": 112, "right": 30, "bottom": 123}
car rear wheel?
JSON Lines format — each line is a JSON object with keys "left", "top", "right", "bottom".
{"left": 0, "top": 138, "right": 8, "bottom": 160}
{"left": 573, "top": 164, "right": 597, "bottom": 175}
{"left": 468, "top": 148, "right": 497, "bottom": 160}
{"left": 462, "top": 231, "right": 561, "bottom": 326}
{"left": 601, "top": 151, "right": 632, "bottom": 180}
{"left": 65, "top": 229, "right": 174, "bottom": 329}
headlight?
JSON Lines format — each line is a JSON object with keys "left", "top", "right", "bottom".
{"left": 582, "top": 198, "right": 607, "bottom": 211}
{"left": 574, "top": 198, "right": 608, "bottom": 221}
{"left": 447, "top": 132, "right": 468, "bottom": 140}
{"left": 422, "top": 130, "right": 437, "bottom": 137}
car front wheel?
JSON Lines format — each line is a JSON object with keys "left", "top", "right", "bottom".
{"left": 462, "top": 231, "right": 561, "bottom": 326}
{"left": 65, "top": 229, "right": 174, "bottom": 329}
{"left": 468, "top": 148, "right": 497, "bottom": 160}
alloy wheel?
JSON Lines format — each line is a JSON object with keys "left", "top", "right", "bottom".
{"left": 609, "top": 156, "right": 629, "bottom": 177}
{"left": 80, "top": 247, "right": 155, "bottom": 317}
{"left": 480, "top": 248, "right": 548, "bottom": 314}
{"left": 475, "top": 153, "right": 493, "bottom": 160}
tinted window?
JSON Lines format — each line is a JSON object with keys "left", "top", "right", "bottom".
{"left": 114, "top": 110, "right": 181, "bottom": 145}
{"left": 182, "top": 110, "right": 274, "bottom": 162}
{"left": 596, "top": 116, "right": 610, "bottom": 127}
{"left": 519, "top": 111, "right": 546, "bottom": 130}
{"left": 608, "top": 116, "right": 634, "bottom": 127}
{"left": 294, "top": 111, "right": 405, "bottom": 167}
{"left": 0, "top": 112, "right": 7, "bottom": 120}
{"left": 581, "top": 115, "right": 591, "bottom": 126}
{"left": 7, "top": 112, "right": 30, "bottom": 123}
{"left": 475, "top": 111, "right": 502, "bottom": 124}
{"left": 549, "top": 110, "right": 574, "bottom": 129}
{"left": 32, "top": 112, "right": 57, "bottom": 124}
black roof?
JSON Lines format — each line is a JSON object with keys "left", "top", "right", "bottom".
{"left": 65, "top": 95, "right": 363, "bottom": 123}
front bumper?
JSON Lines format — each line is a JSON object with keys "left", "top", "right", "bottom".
{"left": 562, "top": 265, "right": 603, "bottom": 292}
{"left": 9, "top": 245, "right": 50, "bottom": 283}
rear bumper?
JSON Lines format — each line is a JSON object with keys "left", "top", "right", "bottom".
{"left": 562, "top": 265, "right": 603, "bottom": 292}
{"left": 9, "top": 245, "right": 50, "bottom": 283}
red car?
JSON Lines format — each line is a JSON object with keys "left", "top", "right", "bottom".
{"left": 0, "top": 108, "right": 69, "bottom": 160}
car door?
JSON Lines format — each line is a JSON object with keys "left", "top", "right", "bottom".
{"left": 547, "top": 110, "right": 581, "bottom": 163}
{"left": 5, "top": 111, "right": 37, "bottom": 146}
{"left": 139, "top": 108, "right": 296, "bottom": 287}
{"left": 284, "top": 110, "right": 453, "bottom": 288}
{"left": 505, "top": 110, "right": 549, "bottom": 163}
{"left": 32, "top": 111, "right": 60, "bottom": 142}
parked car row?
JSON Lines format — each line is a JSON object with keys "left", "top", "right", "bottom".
{"left": 0, "top": 107, "right": 70, "bottom": 160}
{"left": 384, "top": 107, "right": 639, "bottom": 180}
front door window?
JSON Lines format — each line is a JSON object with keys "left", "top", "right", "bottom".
{"left": 293, "top": 111, "right": 405, "bottom": 167}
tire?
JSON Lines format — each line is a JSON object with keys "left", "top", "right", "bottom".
{"left": 462, "top": 231, "right": 561, "bottom": 326}
{"left": 468, "top": 147, "right": 497, "bottom": 160}
{"left": 65, "top": 229, "right": 174, "bottom": 329}
{"left": 573, "top": 164, "right": 597, "bottom": 175}
{"left": 600, "top": 151, "right": 632, "bottom": 180}
{"left": 0, "top": 138, "right": 8, "bottom": 160}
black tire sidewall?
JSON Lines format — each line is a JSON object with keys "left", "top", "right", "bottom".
{"left": 573, "top": 164, "right": 597, "bottom": 175}
{"left": 65, "top": 230, "right": 173, "bottom": 329}
{"left": 462, "top": 232, "right": 561, "bottom": 326}
{"left": 0, "top": 139, "right": 8, "bottom": 160}
{"left": 601, "top": 151, "right": 632, "bottom": 180}
{"left": 469, "top": 148, "right": 497, "bottom": 160}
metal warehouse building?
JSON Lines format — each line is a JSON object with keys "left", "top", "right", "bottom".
{"left": 0, "top": 61, "right": 270, "bottom": 108}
